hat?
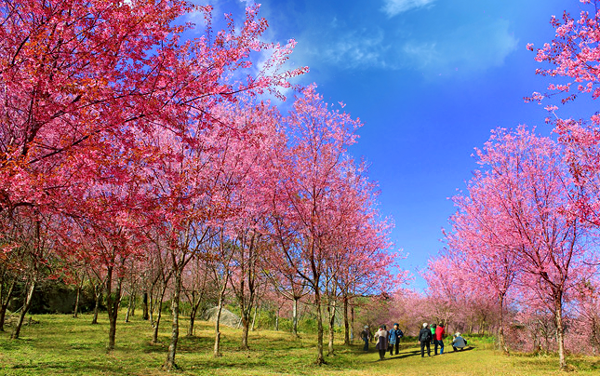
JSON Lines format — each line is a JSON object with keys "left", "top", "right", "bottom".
{"left": 455, "top": 332, "right": 461, "bottom": 336}
{"left": 394, "top": 323, "right": 399, "bottom": 326}
{"left": 422, "top": 323, "right": 427, "bottom": 328}
{"left": 364, "top": 325, "right": 369, "bottom": 329}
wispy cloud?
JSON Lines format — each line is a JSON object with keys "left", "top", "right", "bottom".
{"left": 293, "top": 12, "right": 518, "bottom": 77}
{"left": 319, "top": 28, "right": 390, "bottom": 69}
{"left": 382, "top": 0, "right": 436, "bottom": 17}
{"left": 402, "top": 42, "right": 439, "bottom": 69}
{"left": 401, "top": 19, "right": 518, "bottom": 75}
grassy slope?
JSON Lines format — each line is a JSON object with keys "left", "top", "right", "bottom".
{"left": 1, "top": 313, "right": 599, "bottom": 375}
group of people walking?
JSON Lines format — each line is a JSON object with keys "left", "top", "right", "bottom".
{"left": 361, "top": 322, "right": 468, "bottom": 360}
{"left": 418, "top": 323, "right": 468, "bottom": 357}
{"left": 360, "top": 323, "right": 404, "bottom": 360}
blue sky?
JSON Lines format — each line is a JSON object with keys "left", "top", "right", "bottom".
{"left": 193, "top": 0, "right": 591, "bottom": 289}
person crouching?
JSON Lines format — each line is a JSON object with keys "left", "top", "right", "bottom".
{"left": 452, "top": 332, "right": 468, "bottom": 352}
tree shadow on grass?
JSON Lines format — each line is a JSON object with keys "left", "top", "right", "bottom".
{"left": 369, "top": 349, "right": 421, "bottom": 362}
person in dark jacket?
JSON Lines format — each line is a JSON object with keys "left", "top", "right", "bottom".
{"left": 360, "top": 325, "right": 371, "bottom": 351}
{"left": 418, "top": 323, "right": 432, "bottom": 357}
{"left": 388, "top": 323, "right": 404, "bottom": 355}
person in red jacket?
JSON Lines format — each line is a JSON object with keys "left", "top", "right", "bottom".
{"left": 434, "top": 323, "right": 445, "bottom": 355}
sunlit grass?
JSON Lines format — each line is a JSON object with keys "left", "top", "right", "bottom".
{"left": 0, "top": 312, "right": 599, "bottom": 375}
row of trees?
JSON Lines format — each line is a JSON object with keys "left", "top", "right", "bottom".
{"left": 424, "top": 0, "right": 600, "bottom": 370}
{"left": 0, "top": 0, "right": 403, "bottom": 369}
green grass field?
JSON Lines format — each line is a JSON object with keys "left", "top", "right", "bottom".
{"left": 1, "top": 313, "right": 599, "bottom": 375}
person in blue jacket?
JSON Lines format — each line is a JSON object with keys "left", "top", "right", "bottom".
{"left": 452, "top": 332, "right": 468, "bottom": 351}
{"left": 388, "top": 323, "right": 404, "bottom": 355}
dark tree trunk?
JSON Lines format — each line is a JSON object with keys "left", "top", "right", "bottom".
{"left": 106, "top": 266, "right": 123, "bottom": 350}
{"left": 151, "top": 304, "right": 163, "bottom": 344}
{"left": 187, "top": 303, "right": 198, "bottom": 337}
{"left": 350, "top": 304, "right": 355, "bottom": 344}
{"left": 151, "top": 284, "right": 168, "bottom": 344}
{"left": 0, "top": 305, "right": 8, "bottom": 332}
{"left": 11, "top": 278, "right": 36, "bottom": 340}
{"left": 125, "top": 294, "right": 133, "bottom": 323}
{"left": 343, "top": 296, "right": 350, "bottom": 346}
{"left": 0, "top": 278, "right": 16, "bottom": 332}
{"left": 187, "top": 290, "right": 205, "bottom": 337}
{"left": 142, "top": 291, "right": 149, "bottom": 320}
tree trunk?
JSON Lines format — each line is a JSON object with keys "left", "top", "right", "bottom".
{"left": 188, "top": 303, "right": 198, "bottom": 337}
{"left": 142, "top": 291, "right": 149, "bottom": 320}
{"left": 151, "top": 304, "right": 163, "bottom": 344}
{"left": 292, "top": 298, "right": 299, "bottom": 337}
{"left": 11, "top": 278, "right": 36, "bottom": 339}
{"left": 131, "top": 293, "right": 136, "bottom": 317}
{"left": 315, "top": 290, "right": 325, "bottom": 365}
{"left": 164, "top": 268, "right": 182, "bottom": 371}
{"left": 498, "top": 294, "right": 509, "bottom": 354}
{"left": 251, "top": 305, "right": 258, "bottom": 331}
{"left": 0, "top": 278, "right": 16, "bottom": 332}
{"left": 149, "top": 292, "right": 155, "bottom": 326}
{"left": 73, "top": 285, "right": 81, "bottom": 318}
{"left": 343, "top": 296, "right": 350, "bottom": 346}
{"left": 554, "top": 293, "right": 566, "bottom": 370}
{"left": 0, "top": 304, "right": 8, "bottom": 332}
{"left": 241, "top": 312, "right": 250, "bottom": 349}
{"left": 106, "top": 267, "right": 123, "bottom": 351}
{"left": 213, "top": 292, "right": 225, "bottom": 357}
{"left": 92, "top": 291, "right": 101, "bottom": 325}
{"left": 350, "top": 304, "right": 355, "bottom": 344}
{"left": 151, "top": 284, "right": 168, "bottom": 344}
{"left": 125, "top": 294, "right": 133, "bottom": 323}
{"left": 328, "top": 299, "right": 336, "bottom": 356}
{"left": 275, "top": 307, "right": 280, "bottom": 331}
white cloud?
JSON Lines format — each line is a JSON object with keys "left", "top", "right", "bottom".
{"left": 382, "top": 0, "right": 436, "bottom": 17}
{"left": 293, "top": 17, "right": 518, "bottom": 76}
{"left": 322, "top": 29, "right": 389, "bottom": 69}
{"left": 401, "top": 19, "right": 519, "bottom": 75}
{"left": 402, "top": 42, "right": 439, "bottom": 69}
